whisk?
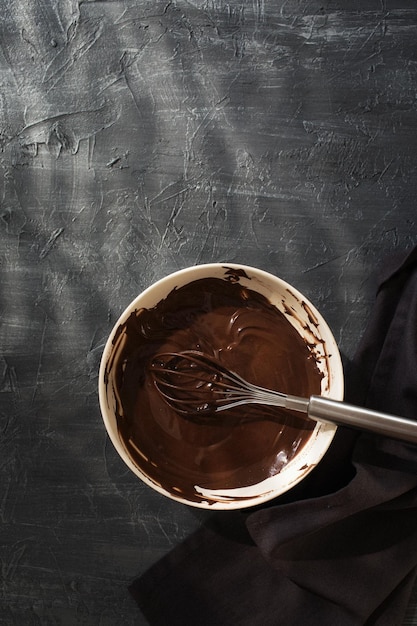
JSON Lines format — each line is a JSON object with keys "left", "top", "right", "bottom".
{"left": 150, "top": 350, "right": 417, "bottom": 444}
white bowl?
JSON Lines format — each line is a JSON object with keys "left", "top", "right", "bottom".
{"left": 99, "top": 263, "right": 344, "bottom": 510}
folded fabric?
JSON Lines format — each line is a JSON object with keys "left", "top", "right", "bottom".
{"left": 130, "top": 246, "right": 417, "bottom": 626}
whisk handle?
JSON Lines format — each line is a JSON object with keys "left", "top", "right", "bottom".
{"left": 308, "top": 395, "right": 417, "bottom": 444}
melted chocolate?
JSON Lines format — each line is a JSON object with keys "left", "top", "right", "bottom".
{"left": 107, "top": 276, "right": 323, "bottom": 504}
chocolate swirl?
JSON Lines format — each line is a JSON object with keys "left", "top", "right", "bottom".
{"left": 107, "top": 277, "right": 323, "bottom": 504}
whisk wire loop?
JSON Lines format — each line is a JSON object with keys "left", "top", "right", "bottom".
{"left": 150, "top": 350, "right": 288, "bottom": 415}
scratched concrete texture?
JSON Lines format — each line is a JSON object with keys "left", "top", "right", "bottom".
{"left": 0, "top": 0, "right": 417, "bottom": 624}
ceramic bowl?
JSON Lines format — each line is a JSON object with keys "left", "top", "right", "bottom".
{"left": 99, "top": 263, "right": 343, "bottom": 509}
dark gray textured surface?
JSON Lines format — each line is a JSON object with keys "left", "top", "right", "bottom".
{"left": 1, "top": 1, "right": 416, "bottom": 623}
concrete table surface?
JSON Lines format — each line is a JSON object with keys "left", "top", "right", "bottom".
{"left": 0, "top": 1, "right": 416, "bottom": 623}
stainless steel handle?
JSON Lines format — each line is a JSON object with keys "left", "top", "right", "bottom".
{"left": 308, "top": 395, "right": 417, "bottom": 444}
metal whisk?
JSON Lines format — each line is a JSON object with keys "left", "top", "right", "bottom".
{"left": 150, "top": 350, "right": 417, "bottom": 444}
